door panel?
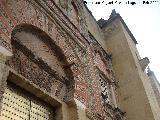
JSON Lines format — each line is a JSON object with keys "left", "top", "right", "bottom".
{"left": 0, "top": 82, "right": 54, "bottom": 120}
{"left": 1, "top": 84, "right": 30, "bottom": 120}
{"left": 30, "top": 98, "right": 54, "bottom": 120}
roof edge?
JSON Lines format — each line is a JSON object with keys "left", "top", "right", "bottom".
{"left": 97, "top": 10, "right": 138, "bottom": 44}
{"left": 83, "top": 3, "right": 98, "bottom": 24}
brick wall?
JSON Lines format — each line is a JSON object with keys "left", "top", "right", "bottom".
{"left": 0, "top": 0, "right": 121, "bottom": 119}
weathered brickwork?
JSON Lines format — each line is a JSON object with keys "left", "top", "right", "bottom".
{"left": 0, "top": 0, "right": 125, "bottom": 119}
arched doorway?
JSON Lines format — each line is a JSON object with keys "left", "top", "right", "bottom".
{"left": 1, "top": 81, "right": 55, "bottom": 120}
{"left": 0, "top": 24, "right": 74, "bottom": 120}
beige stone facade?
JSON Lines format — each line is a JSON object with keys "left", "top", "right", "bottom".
{"left": 0, "top": 0, "right": 159, "bottom": 120}
{"left": 96, "top": 10, "right": 160, "bottom": 120}
{"left": 147, "top": 68, "right": 160, "bottom": 109}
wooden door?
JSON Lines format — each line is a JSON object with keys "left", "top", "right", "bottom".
{"left": 0, "top": 82, "right": 54, "bottom": 120}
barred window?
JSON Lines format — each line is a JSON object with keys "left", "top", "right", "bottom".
{"left": 99, "top": 74, "right": 112, "bottom": 105}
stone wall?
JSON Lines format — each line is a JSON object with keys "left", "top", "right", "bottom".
{"left": 101, "top": 15, "right": 160, "bottom": 120}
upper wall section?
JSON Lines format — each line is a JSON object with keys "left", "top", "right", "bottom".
{"left": 83, "top": 5, "right": 106, "bottom": 47}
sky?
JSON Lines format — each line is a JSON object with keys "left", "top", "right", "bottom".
{"left": 85, "top": 0, "right": 160, "bottom": 82}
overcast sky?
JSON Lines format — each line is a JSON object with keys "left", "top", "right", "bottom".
{"left": 85, "top": 0, "right": 160, "bottom": 82}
